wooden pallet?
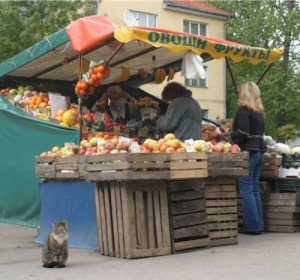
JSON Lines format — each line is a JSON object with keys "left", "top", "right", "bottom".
{"left": 169, "top": 180, "right": 210, "bottom": 252}
{"left": 260, "top": 155, "right": 282, "bottom": 179}
{"left": 207, "top": 152, "right": 248, "bottom": 178}
{"left": 95, "top": 180, "right": 171, "bottom": 258}
{"left": 205, "top": 178, "right": 238, "bottom": 246}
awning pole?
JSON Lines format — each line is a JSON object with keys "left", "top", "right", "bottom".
{"left": 78, "top": 54, "right": 83, "bottom": 142}
{"left": 106, "top": 43, "right": 125, "bottom": 65}
{"left": 257, "top": 63, "right": 274, "bottom": 85}
{"left": 225, "top": 57, "right": 238, "bottom": 95}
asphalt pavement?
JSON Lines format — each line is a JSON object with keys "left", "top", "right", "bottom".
{"left": 1, "top": 222, "right": 300, "bottom": 280}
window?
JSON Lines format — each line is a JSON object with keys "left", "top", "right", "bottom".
{"left": 183, "top": 20, "right": 207, "bottom": 36}
{"left": 185, "top": 66, "right": 208, "bottom": 88}
{"left": 183, "top": 20, "right": 208, "bottom": 88}
{"left": 130, "top": 11, "right": 157, "bottom": 27}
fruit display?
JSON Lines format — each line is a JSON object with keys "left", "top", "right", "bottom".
{"left": 75, "top": 63, "right": 110, "bottom": 96}
{"left": 40, "top": 132, "right": 242, "bottom": 157}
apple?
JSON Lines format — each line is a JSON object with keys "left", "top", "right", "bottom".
{"left": 91, "top": 146, "right": 98, "bottom": 153}
{"left": 51, "top": 146, "right": 60, "bottom": 153}
{"left": 110, "top": 138, "right": 119, "bottom": 146}
{"left": 143, "top": 138, "right": 154, "bottom": 149}
{"left": 212, "top": 144, "right": 223, "bottom": 152}
{"left": 116, "top": 141, "right": 130, "bottom": 151}
{"left": 78, "top": 148, "right": 86, "bottom": 155}
{"left": 160, "top": 143, "right": 170, "bottom": 152}
{"left": 110, "top": 149, "right": 120, "bottom": 154}
{"left": 104, "top": 142, "right": 115, "bottom": 151}
{"left": 170, "top": 139, "right": 182, "bottom": 149}
{"left": 89, "top": 137, "right": 98, "bottom": 147}
{"left": 157, "top": 138, "right": 165, "bottom": 146}
{"left": 164, "top": 133, "right": 176, "bottom": 141}
{"left": 176, "top": 147, "right": 186, "bottom": 153}
{"left": 193, "top": 140, "right": 206, "bottom": 152}
{"left": 166, "top": 147, "right": 176, "bottom": 153}
{"left": 223, "top": 142, "right": 232, "bottom": 153}
{"left": 231, "top": 144, "right": 241, "bottom": 153}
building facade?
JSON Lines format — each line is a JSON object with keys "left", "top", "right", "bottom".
{"left": 100, "top": 0, "right": 231, "bottom": 121}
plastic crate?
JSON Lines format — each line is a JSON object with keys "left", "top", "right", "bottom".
{"left": 282, "top": 154, "right": 300, "bottom": 168}
{"left": 275, "top": 178, "right": 300, "bottom": 193}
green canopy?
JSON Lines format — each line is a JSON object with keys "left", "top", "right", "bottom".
{"left": 0, "top": 95, "right": 79, "bottom": 227}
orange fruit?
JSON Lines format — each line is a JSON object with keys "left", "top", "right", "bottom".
{"left": 97, "top": 65, "right": 105, "bottom": 73}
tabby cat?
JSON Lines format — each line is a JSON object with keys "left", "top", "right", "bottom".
{"left": 42, "top": 220, "right": 68, "bottom": 268}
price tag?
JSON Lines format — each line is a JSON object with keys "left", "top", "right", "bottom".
{"left": 185, "top": 145, "right": 196, "bottom": 153}
{"left": 130, "top": 142, "right": 141, "bottom": 153}
{"left": 119, "top": 136, "right": 131, "bottom": 143}
{"left": 97, "top": 138, "right": 106, "bottom": 146}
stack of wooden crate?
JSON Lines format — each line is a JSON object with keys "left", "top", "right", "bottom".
{"left": 262, "top": 192, "right": 300, "bottom": 232}
{"left": 169, "top": 180, "right": 210, "bottom": 252}
{"left": 95, "top": 180, "right": 171, "bottom": 258}
{"left": 205, "top": 178, "right": 238, "bottom": 246}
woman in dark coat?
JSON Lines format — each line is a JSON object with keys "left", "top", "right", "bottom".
{"left": 230, "top": 81, "right": 267, "bottom": 235}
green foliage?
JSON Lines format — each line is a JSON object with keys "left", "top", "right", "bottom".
{"left": 0, "top": 0, "right": 99, "bottom": 62}
{"left": 277, "top": 123, "right": 299, "bottom": 141}
{"left": 208, "top": 0, "right": 300, "bottom": 138}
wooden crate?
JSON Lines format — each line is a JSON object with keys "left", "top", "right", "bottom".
{"left": 35, "top": 156, "right": 56, "bottom": 179}
{"left": 86, "top": 152, "right": 209, "bottom": 181}
{"left": 85, "top": 154, "right": 130, "bottom": 181}
{"left": 169, "top": 180, "right": 209, "bottom": 252}
{"left": 262, "top": 192, "right": 300, "bottom": 232}
{"left": 55, "top": 156, "right": 85, "bottom": 179}
{"left": 95, "top": 180, "right": 171, "bottom": 258}
{"left": 205, "top": 178, "right": 238, "bottom": 247}
{"left": 129, "top": 153, "right": 171, "bottom": 180}
{"left": 207, "top": 152, "right": 249, "bottom": 177}
{"left": 169, "top": 153, "right": 208, "bottom": 179}
{"left": 260, "top": 155, "right": 282, "bottom": 179}
{"left": 35, "top": 156, "right": 86, "bottom": 179}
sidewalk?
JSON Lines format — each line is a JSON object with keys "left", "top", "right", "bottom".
{"left": 1, "top": 222, "right": 300, "bottom": 280}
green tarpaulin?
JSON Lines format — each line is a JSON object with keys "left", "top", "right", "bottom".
{"left": 0, "top": 95, "right": 79, "bottom": 227}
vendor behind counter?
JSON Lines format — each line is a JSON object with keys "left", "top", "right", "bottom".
{"left": 93, "top": 85, "right": 141, "bottom": 125}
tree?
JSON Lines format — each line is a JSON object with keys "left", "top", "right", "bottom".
{"left": 208, "top": 0, "right": 300, "bottom": 138}
{"left": 0, "top": 0, "right": 99, "bottom": 63}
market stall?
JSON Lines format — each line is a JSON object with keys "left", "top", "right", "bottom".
{"left": 0, "top": 15, "right": 284, "bottom": 255}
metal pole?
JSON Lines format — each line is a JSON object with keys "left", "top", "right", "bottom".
{"left": 257, "top": 63, "right": 274, "bottom": 85}
{"left": 225, "top": 57, "right": 238, "bottom": 95}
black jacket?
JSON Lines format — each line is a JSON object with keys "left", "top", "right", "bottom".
{"left": 230, "top": 106, "right": 267, "bottom": 152}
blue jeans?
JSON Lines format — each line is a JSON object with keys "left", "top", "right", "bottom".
{"left": 238, "top": 151, "right": 264, "bottom": 232}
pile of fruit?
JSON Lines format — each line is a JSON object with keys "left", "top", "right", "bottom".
{"left": 40, "top": 133, "right": 241, "bottom": 157}
{"left": 75, "top": 63, "right": 111, "bottom": 96}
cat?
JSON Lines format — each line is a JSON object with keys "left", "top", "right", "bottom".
{"left": 42, "top": 220, "right": 69, "bottom": 268}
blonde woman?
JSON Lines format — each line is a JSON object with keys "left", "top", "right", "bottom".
{"left": 230, "top": 81, "right": 267, "bottom": 235}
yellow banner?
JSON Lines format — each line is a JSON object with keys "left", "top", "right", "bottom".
{"left": 114, "top": 26, "right": 283, "bottom": 65}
